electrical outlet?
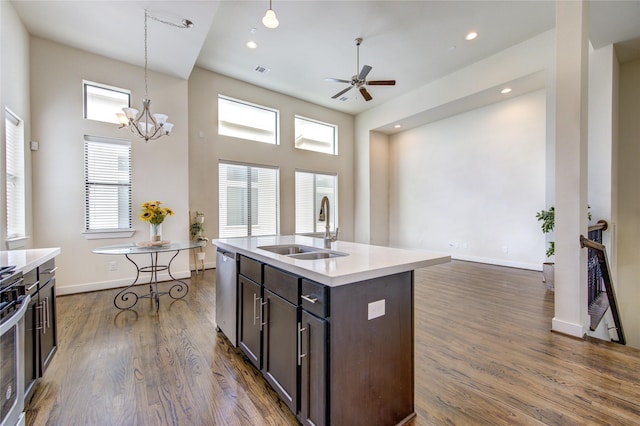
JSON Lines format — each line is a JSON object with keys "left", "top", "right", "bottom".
{"left": 502, "top": 246, "right": 509, "bottom": 254}
{"left": 108, "top": 261, "right": 118, "bottom": 271}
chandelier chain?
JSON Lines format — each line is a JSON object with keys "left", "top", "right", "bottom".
{"left": 144, "top": 9, "right": 149, "bottom": 99}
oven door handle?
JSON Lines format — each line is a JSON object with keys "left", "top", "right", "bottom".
{"left": 0, "top": 294, "right": 31, "bottom": 335}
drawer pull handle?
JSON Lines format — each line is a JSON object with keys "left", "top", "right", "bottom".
{"left": 301, "top": 294, "right": 318, "bottom": 304}
{"left": 297, "top": 322, "right": 307, "bottom": 366}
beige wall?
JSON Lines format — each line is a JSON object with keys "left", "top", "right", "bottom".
{"left": 1, "top": 1, "right": 32, "bottom": 247}
{"left": 188, "top": 67, "right": 355, "bottom": 265}
{"left": 388, "top": 90, "right": 546, "bottom": 269}
{"left": 29, "top": 37, "right": 190, "bottom": 294}
{"left": 617, "top": 57, "right": 640, "bottom": 348}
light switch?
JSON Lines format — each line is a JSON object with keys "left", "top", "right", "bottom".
{"left": 368, "top": 299, "right": 385, "bottom": 320}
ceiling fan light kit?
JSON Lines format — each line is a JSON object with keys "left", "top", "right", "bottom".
{"left": 117, "top": 9, "right": 191, "bottom": 142}
{"left": 326, "top": 37, "right": 396, "bottom": 102}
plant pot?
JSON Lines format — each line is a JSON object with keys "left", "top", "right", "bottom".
{"left": 542, "top": 262, "right": 554, "bottom": 291}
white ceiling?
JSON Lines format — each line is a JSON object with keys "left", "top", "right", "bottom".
{"left": 10, "top": 1, "right": 640, "bottom": 116}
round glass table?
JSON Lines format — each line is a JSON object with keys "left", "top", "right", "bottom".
{"left": 92, "top": 240, "right": 206, "bottom": 310}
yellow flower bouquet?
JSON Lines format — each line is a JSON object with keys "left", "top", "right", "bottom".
{"left": 140, "top": 201, "right": 175, "bottom": 242}
{"left": 140, "top": 200, "right": 175, "bottom": 225}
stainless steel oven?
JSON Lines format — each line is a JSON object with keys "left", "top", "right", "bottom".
{"left": 0, "top": 267, "right": 29, "bottom": 426}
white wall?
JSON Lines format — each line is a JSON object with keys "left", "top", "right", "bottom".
{"left": 1, "top": 1, "right": 32, "bottom": 248}
{"left": 617, "top": 57, "right": 640, "bottom": 348}
{"left": 188, "top": 67, "right": 355, "bottom": 266}
{"left": 388, "top": 90, "right": 546, "bottom": 269}
{"left": 355, "top": 30, "right": 555, "bottom": 245}
{"left": 29, "top": 37, "right": 190, "bottom": 295}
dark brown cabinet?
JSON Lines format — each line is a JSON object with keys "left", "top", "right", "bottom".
{"left": 238, "top": 275, "right": 262, "bottom": 369}
{"left": 231, "top": 254, "right": 414, "bottom": 425}
{"left": 262, "top": 288, "right": 298, "bottom": 413}
{"left": 23, "top": 258, "right": 58, "bottom": 402}
{"left": 299, "top": 309, "right": 327, "bottom": 426}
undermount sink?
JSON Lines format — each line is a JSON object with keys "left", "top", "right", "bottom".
{"left": 257, "top": 244, "right": 349, "bottom": 260}
{"left": 287, "top": 251, "right": 348, "bottom": 260}
{"left": 257, "top": 244, "right": 320, "bottom": 255}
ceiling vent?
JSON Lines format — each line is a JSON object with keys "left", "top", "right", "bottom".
{"left": 255, "top": 65, "right": 271, "bottom": 74}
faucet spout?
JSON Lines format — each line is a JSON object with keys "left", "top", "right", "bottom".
{"left": 319, "top": 196, "right": 338, "bottom": 248}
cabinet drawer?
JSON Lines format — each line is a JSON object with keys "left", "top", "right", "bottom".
{"left": 38, "top": 259, "right": 56, "bottom": 279}
{"left": 23, "top": 268, "right": 39, "bottom": 293}
{"left": 301, "top": 279, "right": 328, "bottom": 318}
{"left": 264, "top": 265, "right": 300, "bottom": 305}
{"left": 239, "top": 256, "right": 262, "bottom": 283}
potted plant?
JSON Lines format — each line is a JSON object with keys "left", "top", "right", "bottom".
{"left": 190, "top": 212, "right": 207, "bottom": 264}
{"left": 535, "top": 207, "right": 555, "bottom": 290}
{"left": 536, "top": 205, "right": 592, "bottom": 291}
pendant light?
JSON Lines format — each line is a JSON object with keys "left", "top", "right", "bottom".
{"left": 262, "top": 0, "right": 279, "bottom": 29}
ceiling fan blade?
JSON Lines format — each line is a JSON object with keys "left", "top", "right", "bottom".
{"left": 367, "top": 80, "right": 396, "bottom": 86}
{"left": 359, "top": 87, "right": 373, "bottom": 102}
{"left": 358, "top": 65, "right": 372, "bottom": 81}
{"left": 324, "top": 77, "right": 351, "bottom": 84}
{"left": 332, "top": 86, "right": 353, "bottom": 99}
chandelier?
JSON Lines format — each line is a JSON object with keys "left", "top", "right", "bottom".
{"left": 117, "top": 10, "right": 192, "bottom": 142}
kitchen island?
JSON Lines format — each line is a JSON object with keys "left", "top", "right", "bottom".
{"left": 213, "top": 236, "right": 450, "bottom": 426}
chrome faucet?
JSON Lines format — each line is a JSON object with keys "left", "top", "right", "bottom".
{"left": 319, "top": 196, "right": 339, "bottom": 248}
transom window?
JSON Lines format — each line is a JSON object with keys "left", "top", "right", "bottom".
{"left": 84, "top": 135, "right": 132, "bottom": 231}
{"left": 295, "top": 171, "right": 338, "bottom": 234}
{"left": 294, "top": 116, "right": 337, "bottom": 155}
{"left": 83, "top": 81, "right": 130, "bottom": 124}
{"left": 218, "top": 96, "right": 279, "bottom": 144}
{"left": 218, "top": 162, "right": 279, "bottom": 238}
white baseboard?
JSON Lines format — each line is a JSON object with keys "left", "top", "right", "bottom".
{"left": 450, "top": 253, "right": 542, "bottom": 271}
{"left": 56, "top": 269, "right": 193, "bottom": 296}
{"left": 552, "top": 317, "right": 586, "bottom": 338}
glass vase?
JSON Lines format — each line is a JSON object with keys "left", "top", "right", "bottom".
{"left": 150, "top": 223, "right": 162, "bottom": 242}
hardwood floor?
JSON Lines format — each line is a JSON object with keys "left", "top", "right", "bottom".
{"left": 26, "top": 260, "right": 640, "bottom": 425}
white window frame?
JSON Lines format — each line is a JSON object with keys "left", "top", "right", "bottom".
{"left": 295, "top": 170, "right": 338, "bottom": 235}
{"left": 83, "top": 80, "right": 131, "bottom": 124}
{"left": 218, "top": 161, "right": 279, "bottom": 238}
{"left": 82, "top": 135, "right": 134, "bottom": 239}
{"left": 218, "top": 95, "right": 279, "bottom": 145}
{"left": 5, "top": 108, "right": 27, "bottom": 246}
{"left": 294, "top": 115, "right": 338, "bottom": 155}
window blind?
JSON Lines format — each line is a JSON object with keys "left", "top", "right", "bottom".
{"left": 5, "top": 109, "right": 26, "bottom": 239}
{"left": 218, "top": 162, "right": 279, "bottom": 237}
{"left": 295, "top": 171, "right": 337, "bottom": 234}
{"left": 84, "top": 135, "right": 131, "bottom": 231}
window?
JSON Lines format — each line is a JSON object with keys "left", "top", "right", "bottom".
{"left": 83, "top": 81, "right": 130, "bottom": 124}
{"left": 218, "top": 162, "right": 279, "bottom": 237}
{"left": 5, "top": 109, "right": 25, "bottom": 240}
{"left": 294, "top": 116, "right": 337, "bottom": 155}
{"left": 84, "top": 135, "right": 132, "bottom": 231}
{"left": 295, "top": 171, "right": 338, "bottom": 234}
{"left": 218, "top": 96, "right": 279, "bottom": 144}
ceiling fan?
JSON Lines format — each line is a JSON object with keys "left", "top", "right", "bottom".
{"left": 325, "top": 37, "right": 396, "bottom": 102}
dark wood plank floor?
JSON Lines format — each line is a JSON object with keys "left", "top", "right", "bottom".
{"left": 26, "top": 260, "right": 640, "bottom": 425}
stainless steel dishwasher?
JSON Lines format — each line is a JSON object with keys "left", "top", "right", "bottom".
{"left": 215, "top": 248, "right": 238, "bottom": 346}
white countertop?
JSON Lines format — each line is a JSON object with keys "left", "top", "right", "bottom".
{"left": 0, "top": 247, "right": 61, "bottom": 274}
{"left": 213, "top": 236, "right": 450, "bottom": 286}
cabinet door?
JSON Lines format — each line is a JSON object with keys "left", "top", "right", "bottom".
{"left": 300, "top": 310, "right": 327, "bottom": 426}
{"left": 24, "top": 293, "right": 40, "bottom": 400}
{"left": 238, "top": 276, "right": 262, "bottom": 369}
{"left": 39, "top": 277, "right": 58, "bottom": 375}
{"left": 262, "top": 289, "right": 298, "bottom": 414}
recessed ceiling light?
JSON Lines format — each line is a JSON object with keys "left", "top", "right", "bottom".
{"left": 394, "top": 124, "right": 402, "bottom": 129}
{"left": 246, "top": 40, "right": 258, "bottom": 49}
{"left": 465, "top": 31, "right": 478, "bottom": 41}
{"left": 501, "top": 87, "right": 512, "bottom": 94}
